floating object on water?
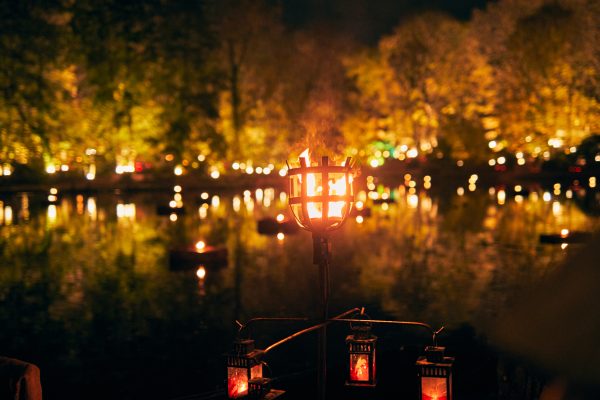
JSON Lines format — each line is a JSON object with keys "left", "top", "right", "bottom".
{"left": 157, "top": 205, "right": 185, "bottom": 216}
{"left": 539, "top": 231, "right": 591, "bottom": 244}
{"left": 257, "top": 217, "right": 299, "bottom": 235}
{"left": 169, "top": 244, "right": 227, "bottom": 270}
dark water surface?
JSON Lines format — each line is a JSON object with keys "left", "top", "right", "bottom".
{"left": 0, "top": 177, "right": 598, "bottom": 399}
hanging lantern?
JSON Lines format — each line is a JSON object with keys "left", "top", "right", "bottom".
{"left": 288, "top": 149, "right": 356, "bottom": 233}
{"left": 226, "top": 339, "right": 263, "bottom": 398}
{"left": 416, "top": 346, "right": 454, "bottom": 400}
{"left": 345, "top": 321, "right": 377, "bottom": 387}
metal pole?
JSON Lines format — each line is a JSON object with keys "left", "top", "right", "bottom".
{"left": 313, "top": 233, "right": 330, "bottom": 400}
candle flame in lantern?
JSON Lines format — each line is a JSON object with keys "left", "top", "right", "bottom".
{"left": 421, "top": 377, "right": 447, "bottom": 400}
{"left": 350, "top": 354, "right": 369, "bottom": 381}
{"left": 227, "top": 367, "right": 249, "bottom": 398}
{"left": 299, "top": 148, "right": 350, "bottom": 220}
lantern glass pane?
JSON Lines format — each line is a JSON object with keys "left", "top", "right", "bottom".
{"left": 349, "top": 353, "right": 370, "bottom": 382}
{"left": 227, "top": 367, "right": 248, "bottom": 398}
{"left": 250, "top": 364, "right": 262, "bottom": 380}
{"left": 421, "top": 377, "right": 447, "bottom": 400}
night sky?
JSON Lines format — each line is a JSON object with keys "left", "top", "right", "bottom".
{"left": 279, "top": 0, "right": 495, "bottom": 43}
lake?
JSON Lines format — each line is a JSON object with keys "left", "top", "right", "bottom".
{"left": 0, "top": 175, "right": 598, "bottom": 399}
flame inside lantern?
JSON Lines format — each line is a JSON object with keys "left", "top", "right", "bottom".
{"left": 299, "top": 148, "right": 351, "bottom": 220}
{"left": 349, "top": 354, "right": 369, "bottom": 381}
{"left": 227, "top": 367, "right": 248, "bottom": 398}
{"left": 421, "top": 377, "right": 447, "bottom": 400}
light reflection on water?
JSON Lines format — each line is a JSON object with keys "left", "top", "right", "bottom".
{"left": 0, "top": 183, "right": 598, "bottom": 398}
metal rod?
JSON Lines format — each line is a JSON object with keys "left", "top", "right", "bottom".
{"left": 330, "top": 318, "right": 443, "bottom": 345}
{"left": 316, "top": 233, "right": 329, "bottom": 400}
{"left": 237, "top": 317, "right": 311, "bottom": 338}
{"left": 263, "top": 308, "right": 360, "bottom": 354}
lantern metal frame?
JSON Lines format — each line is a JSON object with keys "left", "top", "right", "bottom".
{"left": 226, "top": 339, "right": 264, "bottom": 399}
{"left": 287, "top": 155, "right": 356, "bottom": 234}
{"left": 416, "top": 346, "right": 454, "bottom": 400}
{"left": 345, "top": 318, "right": 377, "bottom": 387}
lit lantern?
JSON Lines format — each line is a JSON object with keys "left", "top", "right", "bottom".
{"left": 288, "top": 149, "right": 356, "bottom": 233}
{"left": 416, "top": 346, "right": 454, "bottom": 400}
{"left": 226, "top": 339, "right": 263, "bottom": 398}
{"left": 346, "top": 321, "right": 377, "bottom": 387}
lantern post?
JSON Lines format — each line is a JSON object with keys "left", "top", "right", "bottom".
{"left": 287, "top": 151, "right": 357, "bottom": 400}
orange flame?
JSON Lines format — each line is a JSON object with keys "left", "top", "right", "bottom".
{"left": 299, "top": 148, "right": 349, "bottom": 220}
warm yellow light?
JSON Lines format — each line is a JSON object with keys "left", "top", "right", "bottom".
{"left": 407, "top": 148, "right": 418, "bottom": 158}
{"left": 276, "top": 232, "right": 285, "bottom": 241}
{"left": 169, "top": 213, "right": 178, "bottom": 222}
{"left": 196, "top": 266, "right": 206, "bottom": 279}
{"left": 48, "top": 195, "right": 57, "bottom": 202}
{"left": 195, "top": 241, "right": 206, "bottom": 251}
{"left": 169, "top": 200, "right": 177, "bottom": 208}
{"left": 488, "top": 140, "right": 497, "bottom": 149}
{"left": 201, "top": 192, "right": 209, "bottom": 200}
{"left": 552, "top": 201, "right": 561, "bottom": 216}
{"left": 497, "top": 190, "right": 506, "bottom": 205}
{"left": 197, "top": 154, "right": 206, "bottom": 162}
{"left": 560, "top": 229, "right": 569, "bottom": 238}
{"left": 46, "top": 165, "right": 56, "bottom": 174}
{"left": 561, "top": 243, "right": 568, "bottom": 250}
{"left": 355, "top": 201, "right": 364, "bottom": 210}
{"left": 515, "top": 185, "right": 522, "bottom": 192}
{"left": 456, "top": 160, "right": 464, "bottom": 167}
{"left": 174, "top": 165, "right": 183, "bottom": 176}
{"left": 279, "top": 168, "right": 287, "bottom": 177}
{"left": 255, "top": 167, "right": 263, "bottom": 174}
{"left": 210, "top": 170, "right": 220, "bottom": 179}
{"left": 488, "top": 159, "right": 496, "bottom": 166}
{"left": 517, "top": 158, "right": 526, "bottom": 165}
{"left": 408, "top": 194, "right": 418, "bottom": 208}
{"left": 543, "top": 192, "right": 552, "bottom": 202}
{"left": 232, "top": 162, "right": 240, "bottom": 170}
{"left": 174, "top": 185, "right": 182, "bottom": 193}
{"left": 299, "top": 149, "right": 349, "bottom": 220}
{"left": 276, "top": 213, "right": 285, "bottom": 222}
{"left": 497, "top": 157, "right": 506, "bottom": 165}
{"left": 50, "top": 188, "right": 58, "bottom": 195}
{"left": 355, "top": 215, "right": 364, "bottom": 224}
{"left": 590, "top": 177, "right": 597, "bottom": 188}
{"left": 245, "top": 166, "right": 254, "bottom": 174}
{"left": 457, "top": 187, "right": 465, "bottom": 196}
{"left": 369, "top": 159, "right": 379, "bottom": 168}
{"left": 60, "top": 164, "right": 69, "bottom": 172}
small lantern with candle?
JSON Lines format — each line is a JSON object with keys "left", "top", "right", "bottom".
{"left": 416, "top": 346, "right": 454, "bottom": 400}
{"left": 346, "top": 319, "right": 377, "bottom": 387}
{"left": 226, "top": 339, "right": 264, "bottom": 398}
